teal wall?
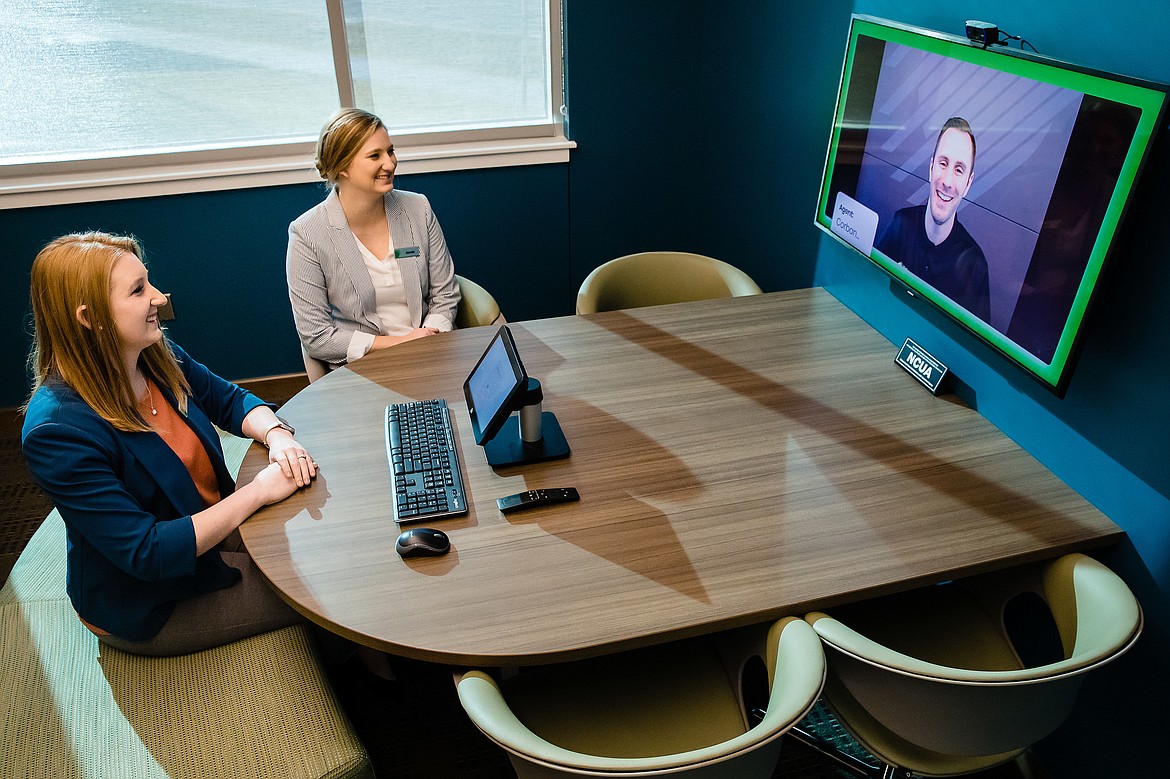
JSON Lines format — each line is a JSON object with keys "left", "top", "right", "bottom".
{"left": 810, "top": 2, "right": 1170, "bottom": 775}
{"left": 3, "top": 1, "right": 1167, "bottom": 772}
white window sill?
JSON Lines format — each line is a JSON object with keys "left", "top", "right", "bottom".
{"left": 0, "top": 135, "right": 576, "bottom": 210}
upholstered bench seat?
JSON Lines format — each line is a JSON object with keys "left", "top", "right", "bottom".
{"left": 1, "top": 435, "right": 375, "bottom": 779}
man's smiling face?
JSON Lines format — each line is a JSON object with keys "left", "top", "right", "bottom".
{"left": 928, "top": 127, "right": 976, "bottom": 229}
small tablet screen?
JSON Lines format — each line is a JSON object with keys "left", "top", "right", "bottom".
{"left": 464, "top": 325, "right": 527, "bottom": 445}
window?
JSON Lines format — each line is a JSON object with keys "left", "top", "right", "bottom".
{"left": 0, "top": 0, "right": 569, "bottom": 208}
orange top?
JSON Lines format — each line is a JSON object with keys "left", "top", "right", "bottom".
{"left": 141, "top": 378, "right": 222, "bottom": 508}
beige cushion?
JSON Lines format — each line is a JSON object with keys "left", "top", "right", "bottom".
{"left": 0, "top": 599, "right": 372, "bottom": 779}
{"left": 502, "top": 638, "right": 747, "bottom": 758}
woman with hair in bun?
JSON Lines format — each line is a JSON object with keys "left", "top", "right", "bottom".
{"left": 287, "top": 108, "right": 461, "bottom": 371}
{"left": 21, "top": 231, "right": 316, "bottom": 656}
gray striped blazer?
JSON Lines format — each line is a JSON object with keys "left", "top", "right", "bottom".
{"left": 286, "top": 188, "right": 461, "bottom": 366}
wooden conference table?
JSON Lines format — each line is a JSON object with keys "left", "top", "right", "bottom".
{"left": 238, "top": 289, "right": 1122, "bottom": 667}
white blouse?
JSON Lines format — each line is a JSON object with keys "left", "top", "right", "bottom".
{"left": 346, "top": 230, "right": 414, "bottom": 362}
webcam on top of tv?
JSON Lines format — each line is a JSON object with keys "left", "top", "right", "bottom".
{"left": 965, "top": 20, "right": 1038, "bottom": 52}
{"left": 965, "top": 20, "right": 1000, "bottom": 47}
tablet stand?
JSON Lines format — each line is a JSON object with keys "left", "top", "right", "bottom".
{"left": 483, "top": 378, "right": 571, "bottom": 468}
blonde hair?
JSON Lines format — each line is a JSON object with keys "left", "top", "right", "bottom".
{"left": 25, "top": 231, "right": 190, "bottom": 431}
{"left": 314, "top": 108, "right": 386, "bottom": 187}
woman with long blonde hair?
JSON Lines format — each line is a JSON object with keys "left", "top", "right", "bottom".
{"left": 22, "top": 231, "right": 317, "bottom": 655}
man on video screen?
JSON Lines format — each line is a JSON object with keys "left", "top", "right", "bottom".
{"left": 877, "top": 117, "right": 991, "bottom": 322}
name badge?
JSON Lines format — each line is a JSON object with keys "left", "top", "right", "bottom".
{"left": 394, "top": 246, "right": 421, "bottom": 259}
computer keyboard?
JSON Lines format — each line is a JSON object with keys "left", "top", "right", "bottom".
{"left": 385, "top": 399, "right": 469, "bottom": 524}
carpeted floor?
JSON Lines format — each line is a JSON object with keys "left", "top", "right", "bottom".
{"left": 0, "top": 422, "right": 54, "bottom": 586}
{"left": 1, "top": 378, "right": 1042, "bottom": 779}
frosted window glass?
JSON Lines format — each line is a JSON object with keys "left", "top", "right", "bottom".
{"left": 0, "top": 0, "right": 561, "bottom": 197}
{"left": 350, "top": 0, "right": 553, "bottom": 132}
{"left": 0, "top": 1, "right": 338, "bottom": 160}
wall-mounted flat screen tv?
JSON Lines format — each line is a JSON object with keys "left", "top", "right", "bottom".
{"left": 815, "top": 15, "right": 1168, "bottom": 395}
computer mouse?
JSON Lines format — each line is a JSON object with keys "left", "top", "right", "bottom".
{"left": 395, "top": 527, "right": 451, "bottom": 558}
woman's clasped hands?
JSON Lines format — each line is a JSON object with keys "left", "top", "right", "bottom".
{"left": 264, "top": 427, "right": 318, "bottom": 489}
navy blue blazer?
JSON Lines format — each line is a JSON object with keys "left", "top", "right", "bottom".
{"left": 21, "top": 343, "right": 271, "bottom": 641}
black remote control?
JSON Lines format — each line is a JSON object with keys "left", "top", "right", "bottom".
{"left": 497, "top": 487, "right": 580, "bottom": 513}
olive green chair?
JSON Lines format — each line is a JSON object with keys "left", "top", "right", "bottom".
{"left": 454, "top": 274, "right": 505, "bottom": 329}
{"left": 805, "top": 553, "right": 1142, "bottom": 778}
{"left": 301, "top": 273, "right": 504, "bottom": 382}
{"left": 456, "top": 617, "right": 825, "bottom": 777}
{"left": 575, "top": 252, "right": 763, "bottom": 314}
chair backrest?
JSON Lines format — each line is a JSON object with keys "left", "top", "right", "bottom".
{"left": 806, "top": 553, "right": 1142, "bottom": 771}
{"left": 301, "top": 346, "right": 329, "bottom": 383}
{"left": 456, "top": 617, "right": 825, "bottom": 777}
{"left": 576, "top": 252, "right": 762, "bottom": 314}
{"left": 455, "top": 275, "right": 505, "bottom": 329}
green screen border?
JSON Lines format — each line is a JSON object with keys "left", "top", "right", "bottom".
{"left": 814, "top": 15, "right": 1169, "bottom": 392}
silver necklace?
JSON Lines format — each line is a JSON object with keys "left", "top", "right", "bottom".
{"left": 143, "top": 377, "right": 157, "bottom": 416}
